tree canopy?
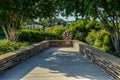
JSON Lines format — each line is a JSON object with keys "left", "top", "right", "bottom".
{"left": 58, "top": 0, "right": 120, "bottom": 53}
{"left": 0, "top": 0, "right": 57, "bottom": 41}
{"left": 82, "top": 0, "right": 120, "bottom": 53}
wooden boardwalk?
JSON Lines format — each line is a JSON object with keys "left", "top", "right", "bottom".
{"left": 0, "top": 47, "right": 115, "bottom": 80}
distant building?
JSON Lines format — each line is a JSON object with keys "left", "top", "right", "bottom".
{"left": 26, "top": 21, "right": 43, "bottom": 28}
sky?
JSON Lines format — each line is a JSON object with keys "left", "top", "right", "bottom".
{"left": 57, "top": 15, "right": 76, "bottom": 21}
{"left": 35, "top": 14, "right": 76, "bottom": 22}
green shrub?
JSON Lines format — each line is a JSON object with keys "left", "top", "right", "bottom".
{"left": 21, "top": 26, "right": 44, "bottom": 31}
{"left": 0, "top": 40, "right": 29, "bottom": 55}
{"left": 86, "top": 20, "right": 104, "bottom": 31}
{"left": 86, "top": 20, "right": 97, "bottom": 30}
{"left": 100, "top": 45, "right": 110, "bottom": 52}
{"left": 103, "top": 35, "right": 110, "bottom": 45}
{"left": 86, "top": 29, "right": 113, "bottom": 52}
{"left": 94, "top": 39, "right": 102, "bottom": 48}
{"left": 86, "top": 30, "right": 96, "bottom": 45}
{"left": 19, "top": 29, "right": 59, "bottom": 42}
{"left": 74, "top": 32, "right": 87, "bottom": 41}
{"left": 46, "top": 26, "right": 66, "bottom": 39}
{"left": 66, "top": 20, "right": 88, "bottom": 41}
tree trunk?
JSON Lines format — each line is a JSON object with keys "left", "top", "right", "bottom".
{"left": 110, "top": 34, "right": 120, "bottom": 53}
{"left": 97, "top": 9, "right": 120, "bottom": 54}
{"left": 0, "top": 20, "right": 20, "bottom": 42}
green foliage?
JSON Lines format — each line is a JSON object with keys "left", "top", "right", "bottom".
{"left": 65, "top": 19, "right": 105, "bottom": 42}
{"left": 46, "top": 26, "right": 66, "bottom": 39}
{"left": 19, "top": 29, "right": 59, "bottom": 42}
{"left": 66, "top": 20, "right": 88, "bottom": 41}
{"left": 40, "top": 17, "right": 66, "bottom": 27}
{"left": 0, "top": 0, "right": 58, "bottom": 41}
{"left": 86, "top": 29, "right": 113, "bottom": 52}
{"left": 86, "top": 30, "right": 96, "bottom": 45}
{"left": 58, "top": 0, "right": 120, "bottom": 54}
{"left": 0, "top": 40, "right": 29, "bottom": 55}
{"left": 94, "top": 39, "right": 102, "bottom": 48}
{"left": 21, "top": 26, "right": 45, "bottom": 32}
{"left": 100, "top": 45, "right": 110, "bottom": 52}
{"left": 86, "top": 20, "right": 97, "bottom": 30}
{"left": 86, "top": 20, "right": 104, "bottom": 30}
{"left": 103, "top": 35, "right": 111, "bottom": 45}
{"left": 93, "top": 30, "right": 105, "bottom": 48}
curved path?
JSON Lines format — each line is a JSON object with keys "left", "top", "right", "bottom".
{"left": 0, "top": 47, "right": 115, "bottom": 80}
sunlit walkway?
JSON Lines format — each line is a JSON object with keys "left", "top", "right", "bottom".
{"left": 0, "top": 47, "right": 115, "bottom": 80}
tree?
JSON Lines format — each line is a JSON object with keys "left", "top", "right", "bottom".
{"left": 0, "top": 0, "right": 57, "bottom": 41}
{"left": 57, "top": 0, "right": 85, "bottom": 21}
{"left": 40, "top": 17, "right": 66, "bottom": 27}
{"left": 0, "top": 0, "right": 39, "bottom": 41}
{"left": 83, "top": 0, "right": 120, "bottom": 53}
{"left": 59, "top": 0, "right": 120, "bottom": 53}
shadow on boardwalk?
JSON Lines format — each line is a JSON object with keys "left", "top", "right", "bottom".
{"left": 0, "top": 48, "right": 114, "bottom": 80}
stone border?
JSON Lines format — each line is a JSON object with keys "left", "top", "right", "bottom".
{"left": 0, "top": 40, "right": 120, "bottom": 80}
{"left": 0, "top": 41, "right": 49, "bottom": 73}
{"left": 73, "top": 40, "right": 120, "bottom": 80}
{"left": 49, "top": 40, "right": 73, "bottom": 47}
{"left": 0, "top": 40, "right": 73, "bottom": 74}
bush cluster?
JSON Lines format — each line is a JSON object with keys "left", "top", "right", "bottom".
{"left": 66, "top": 19, "right": 115, "bottom": 53}
{"left": 0, "top": 40, "right": 29, "bottom": 55}
{"left": 19, "top": 29, "right": 59, "bottom": 42}
{"left": 45, "top": 26, "right": 66, "bottom": 39}
{"left": 86, "top": 30, "right": 113, "bottom": 52}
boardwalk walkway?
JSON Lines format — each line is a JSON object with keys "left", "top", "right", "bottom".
{"left": 0, "top": 47, "right": 115, "bottom": 80}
